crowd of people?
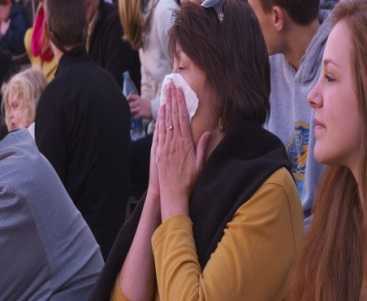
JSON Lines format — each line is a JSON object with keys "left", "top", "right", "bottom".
{"left": 1, "top": 0, "right": 367, "bottom": 300}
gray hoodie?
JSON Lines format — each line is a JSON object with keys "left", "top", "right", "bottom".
{"left": 0, "top": 130, "right": 104, "bottom": 300}
{"left": 266, "top": 14, "right": 332, "bottom": 227}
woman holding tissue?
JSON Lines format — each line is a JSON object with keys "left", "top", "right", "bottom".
{"left": 92, "top": 1, "right": 304, "bottom": 301}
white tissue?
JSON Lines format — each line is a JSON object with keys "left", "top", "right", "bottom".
{"left": 160, "top": 73, "right": 199, "bottom": 121}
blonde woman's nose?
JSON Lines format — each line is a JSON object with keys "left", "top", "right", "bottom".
{"left": 308, "top": 82, "right": 323, "bottom": 109}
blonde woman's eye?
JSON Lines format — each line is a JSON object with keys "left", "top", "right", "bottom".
{"left": 324, "top": 73, "right": 335, "bottom": 82}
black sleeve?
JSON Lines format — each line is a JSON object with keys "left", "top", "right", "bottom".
{"left": 35, "top": 85, "right": 68, "bottom": 182}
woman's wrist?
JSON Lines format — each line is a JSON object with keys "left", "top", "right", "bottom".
{"left": 161, "top": 196, "right": 189, "bottom": 222}
{"left": 145, "top": 190, "right": 161, "bottom": 222}
{"left": 146, "top": 187, "right": 160, "bottom": 202}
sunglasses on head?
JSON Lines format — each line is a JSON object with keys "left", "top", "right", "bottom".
{"left": 201, "top": 0, "right": 224, "bottom": 22}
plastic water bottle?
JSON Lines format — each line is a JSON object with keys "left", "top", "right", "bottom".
{"left": 122, "top": 71, "right": 145, "bottom": 141}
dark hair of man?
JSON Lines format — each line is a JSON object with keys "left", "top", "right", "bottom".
{"left": 260, "top": 0, "right": 320, "bottom": 25}
{"left": 46, "top": 0, "right": 87, "bottom": 52}
{"left": 169, "top": 0, "right": 270, "bottom": 131}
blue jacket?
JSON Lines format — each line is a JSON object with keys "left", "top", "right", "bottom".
{"left": 0, "top": 130, "right": 104, "bottom": 301}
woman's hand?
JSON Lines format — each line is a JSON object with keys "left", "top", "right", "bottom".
{"left": 156, "top": 84, "right": 211, "bottom": 221}
{"left": 128, "top": 94, "right": 153, "bottom": 119}
{"left": 146, "top": 118, "right": 160, "bottom": 202}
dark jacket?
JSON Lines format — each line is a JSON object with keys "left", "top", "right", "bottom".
{"left": 0, "top": 3, "right": 29, "bottom": 56}
{"left": 35, "top": 50, "right": 131, "bottom": 258}
{"left": 91, "top": 121, "right": 291, "bottom": 300}
{"left": 89, "top": 2, "right": 141, "bottom": 89}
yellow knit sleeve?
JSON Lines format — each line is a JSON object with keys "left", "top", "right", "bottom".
{"left": 110, "top": 275, "right": 130, "bottom": 301}
{"left": 151, "top": 168, "right": 304, "bottom": 301}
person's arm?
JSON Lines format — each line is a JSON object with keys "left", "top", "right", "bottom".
{"left": 152, "top": 170, "right": 304, "bottom": 301}
{"left": 115, "top": 123, "right": 161, "bottom": 301}
{"left": 0, "top": 184, "right": 44, "bottom": 300}
{"left": 155, "top": 2, "right": 177, "bottom": 63}
{"left": 116, "top": 193, "right": 160, "bottom": 301}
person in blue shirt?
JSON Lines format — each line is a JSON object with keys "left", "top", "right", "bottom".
{"left": 0, "top": 130, "right": 104, "bottom": 300}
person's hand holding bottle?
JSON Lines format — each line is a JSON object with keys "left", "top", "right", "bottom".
{"left": 127, "top": 95, "right": 153, "bottom": 119}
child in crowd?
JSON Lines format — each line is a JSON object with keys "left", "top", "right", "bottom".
{"left": 1, "top": 67, "right": 46, "bottom": 136}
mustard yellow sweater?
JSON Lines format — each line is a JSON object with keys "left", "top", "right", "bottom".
{"left": 112, "top": 168, "right": 304, "bottom": 301}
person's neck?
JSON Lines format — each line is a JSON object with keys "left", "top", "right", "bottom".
{"left": 207, "top": 128, "right": 224, "bottom": 159}
{"left": 53, "top": 47, "right": 63, "bottom": 62}
{"left": 282, "top": 19, "right": 320, "bottom": 70}
{"left": 51, "top": 43, "right": 81, "bottom": 62}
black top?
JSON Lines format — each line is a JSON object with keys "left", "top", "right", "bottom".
{"left": 35, "top": 50, "right": 131, "bottom": 258}
{"left": 90, "top": 120, "right": 291, "bottom": 300}
{"left": 89, "top": 2, "right": 141, "bottom": 89}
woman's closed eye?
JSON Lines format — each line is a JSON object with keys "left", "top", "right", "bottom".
{"left": 324, "top": 72, "right": 336, "bottom": 83}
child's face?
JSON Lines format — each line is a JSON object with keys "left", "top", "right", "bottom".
{"left": 5, "top": 94, "right": 34, "bottom": 131}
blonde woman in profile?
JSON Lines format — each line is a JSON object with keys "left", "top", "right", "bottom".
{"left": 1, "top": 67, "right": 46, "bottom": 137}
{"left": 289, "top": 0, "right": 367, "bottom": 300}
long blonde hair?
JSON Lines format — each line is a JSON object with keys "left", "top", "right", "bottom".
{"left": 289, "top": 1, "right": 367, "bottom": 300}
{"left": 118, "top": 0, "right": 144, "bottom": 49}
{"left": 118, "top": 0, "right": 161, "bottom": 49}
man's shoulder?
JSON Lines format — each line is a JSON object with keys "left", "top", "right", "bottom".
{"left": 0, "top": 130, "right": 78, "bottom": 215}
{"left": 52, "top": 60, "right": 112, "bottom": 91}
{"left": 0, "top": 131, "right": 49, "bottom": 190}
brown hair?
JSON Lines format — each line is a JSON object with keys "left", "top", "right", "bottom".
{"left": 169, "top": 0, "right": 270, "bottom": 131}
{"left": 259, "top": 0, "right": 320, "bottom": 25}
{"left": 45, "top": 0, "right": 86, "bottom": 51}
{"left": 289, "top": 1, "right": 367, "bottom": 300}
